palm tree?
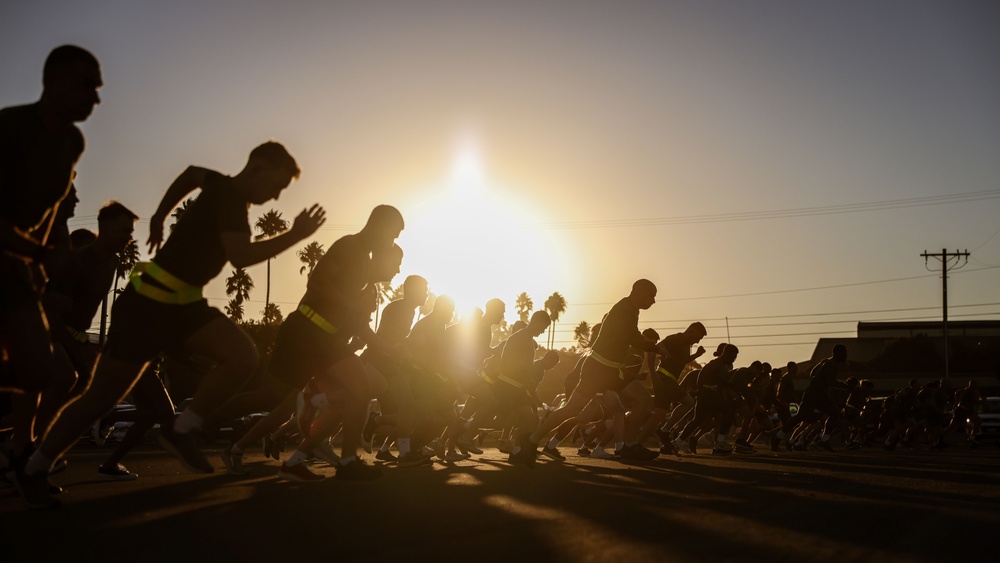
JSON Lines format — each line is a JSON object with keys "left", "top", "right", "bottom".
{"left": 168, "top": 197, "right": 196, "bottom": 233}
{"left": 515, "top": 292, "right": 533, "bottom": 323}
{"left": 224, "top": 267, "right": 254, "bottom": 322}
{"left": 225, "top": 299, "right": 245, "bottom": 323}
{"left": 297, "top": 241, "right": 324, "bottom": 276}
{"left": 101, "top": 237, "right": 141, "bottom": 344}
{"left": 573, "top": 321, "right": 591, "bottom": 350}
{"left": 261, "top": 302, "right": 283, "bottom": 326}
{"left": 543, "top": 292, "right": 567, "bottom": 349}
{"left": 254, "top": 209, "right": 289, "bottom": 309}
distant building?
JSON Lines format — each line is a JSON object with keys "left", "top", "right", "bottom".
{"left": 808, "top": 321, "right": 1000, "bottom": 393}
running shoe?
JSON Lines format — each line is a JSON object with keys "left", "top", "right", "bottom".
{"left": 336, "top": 459, "right": 383, "bottom": 481}
{"left": 617, "top": 444, "right": 658, "bottom": 461}
{"left": 313, "top": 441, "right": 342, "bottom": 467}
{"left": 457, "top": 436, "right": 484, "bottom": 455}
{"left": 262, "top": 434, "right": 276, "bottom": 460}
{"left": 98, "top": 462, "right": 139, "bottom": 481}
{"left": 792, "top": 442, "right": 808, "bottom": 451}
{"left": 397, "top": 452, "right": 432, "bottom": 467}
{"left": 497, "top": 439, "right": 512, "bottom": 454}
{"left": 733, "top": 442, "right": 755, "bottom": 455}
{"left": 375, "top": 450, "right": 398, "bottom": 462}
{"left": 845, "top": 442, "right": 862, "bottom": 450}
{"left": 817, "top": 440, "right": 835, "bottom": 452}
{"left": 541, "top": 446, "right": 566, "bottom": 461}
{"left": 711, "top": 445, "right": 732, "bottom": 456}
{"left": 157, "top": 425, "right": 213, "bottom": 474}
{"left": 589, "top": 446, "right": 616, "bottom": 460}
{"left": 442, "top": 451, "right": 469, "bottom": 462}
{"left": 672, "top": 438, "right": 692, "bottom": 455}
{"left": 577, "top": 446, "right": 591, "bottom": 457}
{"left": 360, "top": 410, "right": 379, "bottom": 454}
{"left": 219, "top": 449, "right": 248, "bottom": 476}
{"left": 423, "top": 439, "right": 445, "bottom": 459}
{"left": 278, "top": 461, "right": 324, "bottom": 482}
{"left": 654, "top": 428, "right": 673, "bottom": 448}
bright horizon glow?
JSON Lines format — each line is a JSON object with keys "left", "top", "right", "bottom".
{"left": 397, "top": 144, "right": 574, "bottom": 324}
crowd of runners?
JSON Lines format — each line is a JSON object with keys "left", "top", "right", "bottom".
{"left": 1, "top": 46, "right": 994, "bottom": 511}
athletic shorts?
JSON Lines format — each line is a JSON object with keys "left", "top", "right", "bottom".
{"left": 494, "top": 380, "right": 533, "bottom": 413}
{"left": 104, "top": 285, "right": 225, "bottom": 364}
{"left": 578, "top": 357, "right": 625, "bottom": 396}
{"left": 652, "top": 370, "right": 686, "bottom": 408}
{"left": 269, "top": 311, "right": 355, "bottom": 389}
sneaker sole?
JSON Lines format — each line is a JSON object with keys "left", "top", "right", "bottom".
{"left": 156, "top": 434, "right": 213, "bottom": 474}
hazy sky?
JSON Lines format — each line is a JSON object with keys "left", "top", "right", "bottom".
{"left": 3, "top": 1, "right": 999, "bottom": 365}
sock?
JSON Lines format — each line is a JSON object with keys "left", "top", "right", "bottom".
{"left": 379, "top": 440, "right": 392, "bottom": 453}
{"left": 615, "top": 442, "right": 625, "bottom": 451}
{"left": 286, "top": 450, "right": 308, "bottom": 466}
{"left": 511, "top": 445, "right": 522, "bottom": 455}
{"left": 24, "top": 451, "right": 53, "bottom": 476}
{"left": 231, "top": 444, "right": 244, "bottom": 455}
{"left": 821, "top": 434, "right": 830, "bottom": 442}
{"left": 173, "top": 409, "right": 203, "bottom": 434}
{"left": 717, "top": 434, "right": 727, "bottom": 443}
{"left": 310, "top": 393, "right": 328, "bottom": 409}
{"left": 397, "top": 438, "right": 410, "bottom": 456}
{"left": 547, "top": 437, "right": 560, "bottom": 449}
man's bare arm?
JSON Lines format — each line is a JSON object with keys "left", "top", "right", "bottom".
{"left": 221, "top": 205, "right": 325, "bottom": 268}
{"left": 147, "top": 166, "right": 209, "bottom": 254}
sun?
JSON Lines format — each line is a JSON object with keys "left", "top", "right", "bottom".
{"left": 396, "top": 145, "right": 572, "bottom": 324}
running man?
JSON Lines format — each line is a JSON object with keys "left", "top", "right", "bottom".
{"left": 1, "top": 45, "right": 103, "bottom": 508}
{"left": 22, "top": 142, "right": 324, "bottom": 504}
{"left": 529, "top": 280, "right": 661, "bottom": 458}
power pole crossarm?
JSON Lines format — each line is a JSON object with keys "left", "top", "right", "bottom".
{"left": 919, "top": 248, "right": 970, "bottom": 380}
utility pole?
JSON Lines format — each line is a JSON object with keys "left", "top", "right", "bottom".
{"left": 920, "top": 248, "right": 969, "bottom": 380}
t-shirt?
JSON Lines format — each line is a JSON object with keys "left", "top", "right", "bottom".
{"left": 657, "top": 333, "right": 691, "bottom": 377}
{"left": 0, "top": 103, "right": 83, "bottom": 236}
{"left": 590, "top": 297, "right": 656, "bottom": 364}
{"left": 154, "top": 171, "right": 250, "bottom": 286}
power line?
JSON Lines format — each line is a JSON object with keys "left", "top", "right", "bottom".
{"left": 536, "top": 189, "right": 1000, "bottom": 230}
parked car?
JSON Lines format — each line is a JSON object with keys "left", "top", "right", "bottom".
{"left": 977, "top": 396, "right": 1000, "bottom": 438}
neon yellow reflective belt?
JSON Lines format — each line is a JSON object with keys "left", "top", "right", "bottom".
{"left": 297, "top": 304, "right": 339, "bottom": 335}
{"left": 66, "top": 326, "right": 89, "bottom": 344}
{"left": 657, "top": 367, "right": 679, "bottom": 382}
{"left": 589, "top": 351, "right": 623, "bottom": 369}
{"left": 498, "top": 374, "right": 532, "bottom": 397}
{"left": 129, "top": 262, "right": 203, "bottom": 305}
{"left": 479, "top": 370, "right": 496, "bottom": 385}
{"left": 589, "top": 351, "right": 626, "bottom": 379}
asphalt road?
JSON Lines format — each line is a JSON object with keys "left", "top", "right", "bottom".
{"left": 2, "top": 439, "right": 999, "bottom": 563}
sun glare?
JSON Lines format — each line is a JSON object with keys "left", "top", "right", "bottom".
{"left": 397, "top": 145, "right": 572, "bottom": 323}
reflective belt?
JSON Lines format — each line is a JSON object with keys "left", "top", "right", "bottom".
{"left": 589, "top": 351, "right": 623, "bottom": 369}
{"left": 498, "top": 374, "right": 532, "bottom": 396}
{"left": 66, "top": 326, "right": 89, "bottom": 344}
{"left": 298, "top": 304, "right": 338, "bottom": 335}
{"left": 479, "top": 370, "right": 496, "bottom": 385}
{"left": 657, "top": 367, "right": 679, "bottom": 382}
{"left": 129, "top": 262, "right": 203, "bottom": 305}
